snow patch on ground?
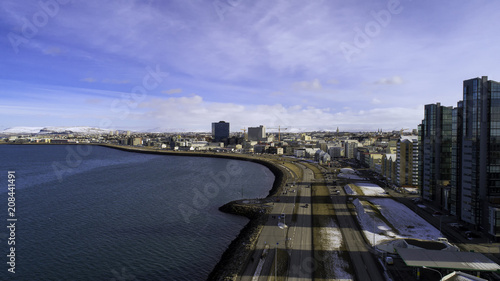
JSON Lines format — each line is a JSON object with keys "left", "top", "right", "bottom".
{"left": 320, "top": 218, "right": 353, "bottom": 280}
{"left": 354, "top": 182, "right": 387, "bottom": 196}
{"left": 369, "top": 198, "right": 441, "bottom": 241}
{"left": 344, "top": 184, "right": 357, "bottom": 195}
{"left": 352, "top": 198, "right": 442, "bottom": 246}
{"left": 352, "top": 199, "right": 397, "bottom": 246}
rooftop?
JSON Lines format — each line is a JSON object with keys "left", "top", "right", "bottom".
{"left": 397, "top": 248, "right": 500, "bottom": 272}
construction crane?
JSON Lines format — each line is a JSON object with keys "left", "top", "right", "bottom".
{"left": 400, "top": 128, "right": 409, "bottom": 135}
{"left": 267, "top": 125, "right": 288, "bottom": 142}
{"left": 240, "top": 128, "right": 247, "bottom": 141}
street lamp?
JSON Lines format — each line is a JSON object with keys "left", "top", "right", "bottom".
{"left": 422, "top": 266, "right": 442, "bottom": 281}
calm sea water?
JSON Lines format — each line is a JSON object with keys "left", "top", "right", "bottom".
{"left": 0, "top": 145, "right": 274, "bottom": 280}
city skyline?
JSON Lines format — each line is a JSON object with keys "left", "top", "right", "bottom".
{"left": 1, "top": 1, "right": 500, "bottom": 132}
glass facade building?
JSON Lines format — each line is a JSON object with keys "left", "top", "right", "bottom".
{"left": 422, "top": 77, "right": 500, "bottom": 238}
{"left": 419, "top": 103, "right": 453, "bottom": 206}
{"left": 212, "top": 121, "right": 230, "bottom": 142}
{"left": 450, "top": 101, "right": 463, "bottom": 217}
{"left": 461, "top": 76, "right": 500, "bottom": 237}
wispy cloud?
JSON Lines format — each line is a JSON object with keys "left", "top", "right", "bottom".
{"left": 1, "top": 0, "right": 500, "bottom": 131}
{"left": 162, "top": 88, "right": 182, "bottom": 95}
{"left": 101, "top": 79, "right": 130, "bottom": 85}
{"left": 81, "top": 78, "right": 130, "bottom": 84}
{"left": 43, "top": 47, "right": 64, "bottom": 55}
{"left": 81, "top": 77, "right": 97, "bottom": 83}
{"left": 292, "top": 79, "right": 323, "bottom": 92}
{"left": 374, "top": 76, "right": 404, "bottom": 85}
{"left": 138, "top": 95, "right": 422, "bottom": 132}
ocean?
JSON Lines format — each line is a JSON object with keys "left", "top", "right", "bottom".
{"left": 0, "top": 145, "right": 274, "bottom": 280}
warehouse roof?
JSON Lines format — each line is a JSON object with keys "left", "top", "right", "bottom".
{"left": 397, "top": 248, "right": 500, "bottom": 272}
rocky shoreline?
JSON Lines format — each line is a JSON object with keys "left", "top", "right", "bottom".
{"left": 207, "top": 163, "right": 287, "bottom": 281}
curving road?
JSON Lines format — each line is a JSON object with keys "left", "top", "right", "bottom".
{"left": 239, "top": 157, "right": 385, "bottom": 281}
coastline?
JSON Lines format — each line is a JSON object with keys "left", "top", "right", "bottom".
{"left": 97, "top": 144, "right": 288, "bottom": 280}
{"left": 2, "top": 143, "right": 286, "bottom": 280}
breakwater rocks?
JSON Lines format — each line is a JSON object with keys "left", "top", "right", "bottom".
{"left": 219, "top": 199, "right": 274, "bottom": 219}
{"left": 207, "top": 166, "right": 288, "bottom": 281}
{"left": 207, "top": 200, "right": 273, "bottom": 280}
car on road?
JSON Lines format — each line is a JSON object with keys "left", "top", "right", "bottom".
{"left": 385, "top": 256, "right": 394, "bottom": 265}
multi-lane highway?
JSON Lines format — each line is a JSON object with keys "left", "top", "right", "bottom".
{"left": 240, "top": 160, "right": 314, "bottom": 281}
{"left": 239, "top": 157, "right": 385, "bottom": 281}
{"left": 286, "top": 163, "right": 313, "bottom": 281}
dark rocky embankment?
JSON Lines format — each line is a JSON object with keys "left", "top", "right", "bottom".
{"left": 207, "top": 161, "right": 288, "bottom": 281}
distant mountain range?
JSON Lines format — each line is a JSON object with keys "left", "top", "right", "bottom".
{"left": 1, "top": 126, "right": 113, "bottom": 135}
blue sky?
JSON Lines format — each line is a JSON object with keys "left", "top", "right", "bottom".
{"left": 1, "top": 0, "right": 499, "bottom": 132}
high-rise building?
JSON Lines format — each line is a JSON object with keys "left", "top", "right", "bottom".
{"left": 419, "top": 76, "right": 500, "bottom": 239}
{"left": 450, "top": 101, "right": 463, "bottom": 217}
{"left": 248, "top": 125, "right": 266, "bottom": 142}
{"left": 396, "top": 137, "right": 419, "bottom": 187}
{"left": 212, "top": 121, "right": 230, "bottom": 142}
{"left": 344, "top": 140, "right": 358, "bottom": 159}
{"left": 460, "top": 76, "right": 500, "bottom": 237}
{"left": 419, "top": 103, "right": 453, "bottom": 207}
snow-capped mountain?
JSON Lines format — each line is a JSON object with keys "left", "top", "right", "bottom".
{"left": 1, "top": 126, "right": 113, "bottom": 135}
{"left": 1, "top": 127, "right": 45, "bottom": 134}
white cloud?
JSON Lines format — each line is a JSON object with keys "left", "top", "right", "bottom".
{"left": 81, "top": 78, "right": 130, "bottom": 84}
{"left": 292, "top": 78, "right": 322, "bottom": 91}
{"left": 101, "top": 79, "right": 130, "bottom": 84}
{"left": 137, "top": 95, "right": 422, "bottom": 132}
{"left": 270, "top": 91, "right": 285, "bottom": 96}
{"left": 81, "top": 77, "right": 97, "bottom": 83}
{"left": 375, "top": 76, "right": 404, "bottom": 85}
{"left": 3, "top": 1, "right": 500, "bottom": 131}
{"left": 162, "top": 88, "right": 183, "bottom": 94}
